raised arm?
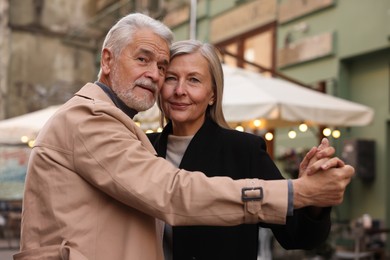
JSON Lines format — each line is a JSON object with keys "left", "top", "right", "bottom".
{"left": 292, "top": 138, "right": 354, "bottom": 209}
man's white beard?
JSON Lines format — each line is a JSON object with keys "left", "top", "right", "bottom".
{"left": 110, "top": 67, "right": 157, "bottom": 112}
{"left": 116, "top": 88, "right": 155, "bottom": 112}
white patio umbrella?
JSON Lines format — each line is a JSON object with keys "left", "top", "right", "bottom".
{"left": 135, "top": 64, "right": 374, "bottom": 130}
{"left": 0, "top": 105, "right": 61, "bottom": 144}
{"left": 221, "top": 64, "right": 374, "bottom": 126}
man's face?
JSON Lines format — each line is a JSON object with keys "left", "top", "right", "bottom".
{"left": 103, "top": 29, "right": 170, "bottom": 112}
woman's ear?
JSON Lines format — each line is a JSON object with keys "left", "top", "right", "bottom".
{"left": 209, "top": 93, "right": 215, "bottom": 106}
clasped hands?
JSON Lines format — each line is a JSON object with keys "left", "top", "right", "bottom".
{"left": 292, "top": 138, "right": 355, "bottom": 210}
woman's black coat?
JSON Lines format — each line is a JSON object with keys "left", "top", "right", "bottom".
{"left": 148, "top": 117, "right": 331, "bottom": 260}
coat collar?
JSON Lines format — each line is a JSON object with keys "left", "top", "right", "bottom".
{"left": 74, "top": 82, "right": 138, "bottom": 119}
{"left": 155, "top": 117, "right": 221, "bottom": 164}
{"left": 161, "top": 116, "right": 219, "bottom": 135}
{"left": 95, "top": 81, "right": 138, "bottom": 119}
{"left": 75, "top": 82, "right": 111, "bottom": 103}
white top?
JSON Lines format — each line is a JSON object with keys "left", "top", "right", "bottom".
{"left": 166, "top": 135, "right": 193, "bottom": 167}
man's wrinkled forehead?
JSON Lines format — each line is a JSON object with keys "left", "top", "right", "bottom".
{"left": 132, "top": 29, "right": 170, "bottom": 64}
{"left": 139, "top": 47, "right": 169, "bottom": 64}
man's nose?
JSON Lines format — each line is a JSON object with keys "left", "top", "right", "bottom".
{"left": 145, "top": 63, "right": 160, "bottom": 81}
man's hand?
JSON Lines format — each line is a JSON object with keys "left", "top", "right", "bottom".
{"left": 293, "top": 138, "right": 353, "bottom": 214}
{"left": 293, "top": 164, "right": 355, "bottom": 209}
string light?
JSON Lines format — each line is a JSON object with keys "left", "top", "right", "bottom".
{"left": 288, "top": 129, "right": 297, "bottom": 139}
{"left": 253, "top": 119, "right": 261, "bottom": 128}
{"left": 322, "top": 128, "right": 332, "bottom": 137}
{"left": 235, "top": 125, "right": 244, "bottom": 132}
{"left": 21, "top": 136, "right": 29, "bottom": 143}
{"left": 265, "top": 132, "right": 273, "bottom": 141}
{"left": 332, "top": 129, "right": 341, "bottom": 138}
{"left": 299, "top": 123, "right": 308, "bottom": 132}
{"left": 28, "top": 140, "right": 35, "bottom": 148}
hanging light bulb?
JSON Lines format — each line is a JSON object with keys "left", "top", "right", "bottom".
{"left": 235, "top": 125, "right": 244, "bottom": 132}
{"left": 28, "top": 140, "right": 35, "bottom": 148}
{"left": 265, "top": 132, "right": 273, "bottom": 141}
{"left": 21, "top": 135, "right": 29, "bottom": 143}
{"left": 322, "top": 127, "right": 332, "bottom": 137}
{"left": 253, "top": 119, "right": 261, "bottom": 128}
{"left": 299, "top": 123, "right": 308, "bottom": 132}
{"left": 332, "top": 129, "right": 341, "bottom": 138}
{"left": 288, "top": 129, "right": 297, "bottom": 139}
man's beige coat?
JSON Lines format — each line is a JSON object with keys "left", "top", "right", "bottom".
{"left": 15, "top": 83, "right": 288, "bottom": 260}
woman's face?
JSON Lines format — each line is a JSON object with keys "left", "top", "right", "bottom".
{"left": 161, "top": 52, "right": 215, "bottom": 135}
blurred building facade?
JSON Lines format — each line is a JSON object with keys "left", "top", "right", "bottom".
{"left": 0, "top": 0, "right": 389, "bottom": 254}
{"left": 0, "top": 0, "right": 176, "bottom": 118}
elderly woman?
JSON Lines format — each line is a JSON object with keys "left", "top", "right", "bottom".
{"left": 148, "top": 40, "right": 335, "bottom": 260}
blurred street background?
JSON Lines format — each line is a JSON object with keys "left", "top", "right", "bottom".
{"left": 1, "top": 0, "right": 389, "bottom": 259}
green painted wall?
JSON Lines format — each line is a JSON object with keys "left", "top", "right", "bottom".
{"left": 343, "top": 49, "right": 390, "bottom": 220}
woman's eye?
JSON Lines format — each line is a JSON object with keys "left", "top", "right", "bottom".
{"left": 165, "top": 76, "right": 176, "bottom": 82}
{"left": 189, "top": 77, "right": 200, "bottom": 83}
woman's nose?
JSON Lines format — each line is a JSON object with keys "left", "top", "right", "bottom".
{"left": 174, "top": 81, "right": 186, "bottom": 95}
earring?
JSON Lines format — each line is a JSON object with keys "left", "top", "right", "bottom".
{"left": 209, "top": 101, "right": 214, "bottom": 106}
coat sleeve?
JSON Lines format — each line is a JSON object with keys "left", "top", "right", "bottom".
{"left": 71, "top": 103, "right": 289, "bottom": 226}
{"left": 267, "top": 207, "right": 331, "bottom": 250}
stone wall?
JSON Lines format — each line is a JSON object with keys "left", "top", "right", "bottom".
{"left": 5, "top": 0, "right": 98, "bottom": 117}
{"left": 0, "top": 0, "right": 10, "bottom": 119}
{"left": 2, "top": 0, "right": 166, "bottom": 118}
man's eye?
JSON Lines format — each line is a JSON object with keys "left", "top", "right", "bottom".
{"left": 158, "top": 66, "right": 166, "bottom": 74}
{"left": 138, "top": 57, "right": 147, "bottom": 62}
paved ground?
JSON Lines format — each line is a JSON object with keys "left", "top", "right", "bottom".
{"left": 0, "top": 249, "right": 17, "bottom": 260}
{"left": 0, "top": 239, "right": 19, "bottom": 260}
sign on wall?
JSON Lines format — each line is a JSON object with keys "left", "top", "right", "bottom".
{"left": 277, "top": 32, "right": 334, "bottom": 68}
{"left": 278, "top": 0, "right": 335, "bottom": 24}
{"left": 0, "top": 146, "right": 29, "bottom": 200}
{"left": 210, "top": 0, "right": 277, "bottom": 43}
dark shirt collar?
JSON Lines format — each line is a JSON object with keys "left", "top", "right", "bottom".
{"left": 95, "top": 81, "right": 138, "bottom": 119}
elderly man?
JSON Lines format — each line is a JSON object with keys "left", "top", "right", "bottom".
{"left": 14, "top": 13, "right": 353, "bottom": 260}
